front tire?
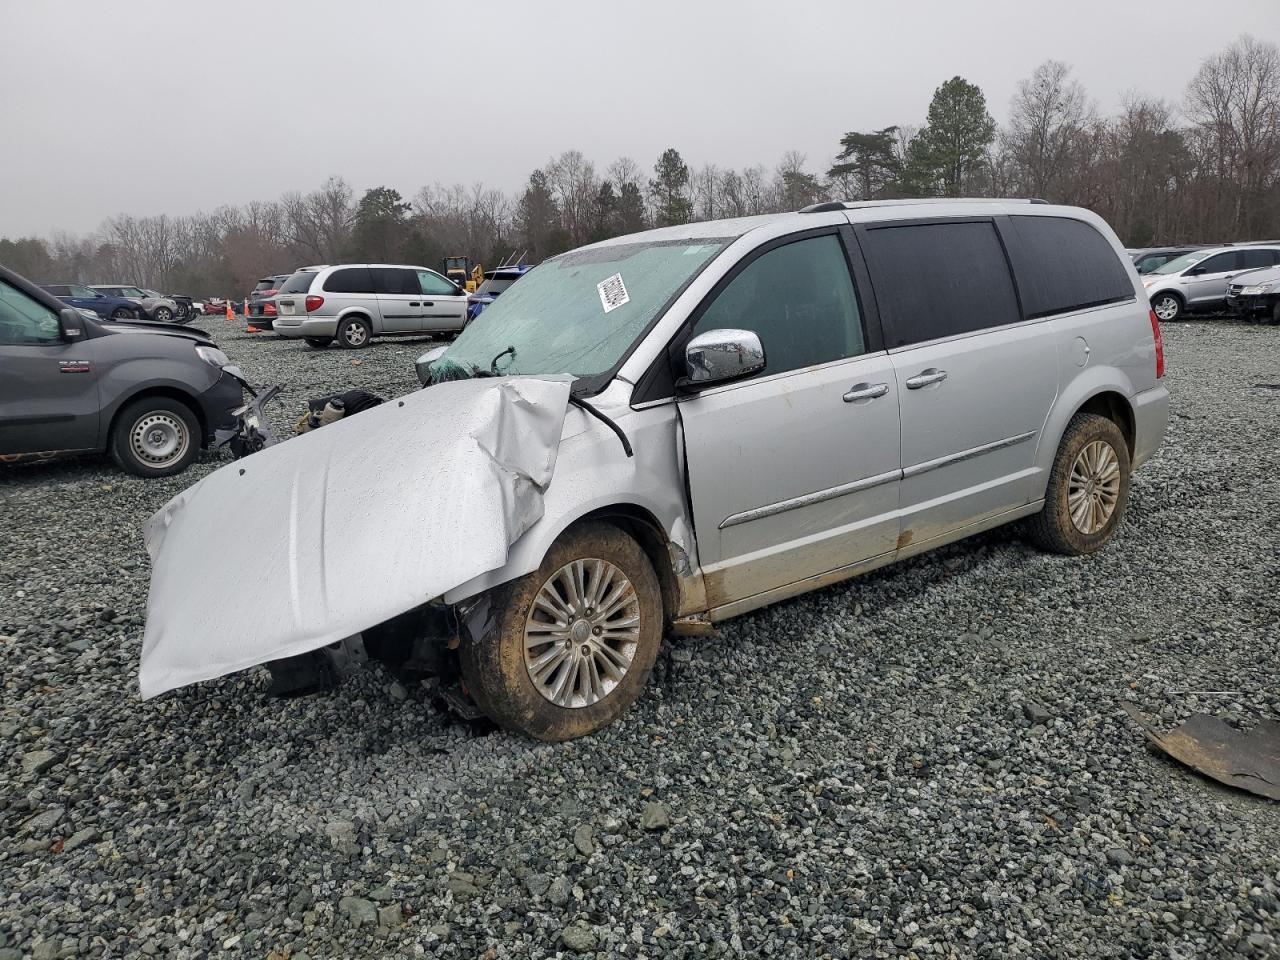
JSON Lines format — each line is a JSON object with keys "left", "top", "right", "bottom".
{"left": 1025, "top": 413, "right": 1131, "bottom": 555}
{"left": 110, "top": 307, "right": 134, "bottom": 321}
{"left": 337, "top": 316, "right": 371, "bottom": 349}
{"left": 460, "top": 522, "right": 664, "bottom": 741}
{"left": 1150, "top": 292, "right": 1182, "bottom": 322}
{"left": 152, "top": 306, "right": 174, "bottom": 323}
{"left": 109, "top": 396, "right": 200, "bottom": 478}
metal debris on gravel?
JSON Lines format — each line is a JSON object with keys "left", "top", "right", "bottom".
{"left": 1, "top": 317, "right": 1279, "bottom": 958}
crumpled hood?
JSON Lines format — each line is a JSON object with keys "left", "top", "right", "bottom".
{"left": 139, "top": 376, "right": 572, "bottom": 699}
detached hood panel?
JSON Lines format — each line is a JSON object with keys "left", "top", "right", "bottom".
{"left": 140, "top": 376, "right": 571, "bottom": 699}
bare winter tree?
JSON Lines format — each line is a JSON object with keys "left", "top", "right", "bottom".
{"left": 1006, "top": 61, "right": 1096, "bottom": 200}
{"left": 1184, "top": 34, "right": 1280, "bottom": 238}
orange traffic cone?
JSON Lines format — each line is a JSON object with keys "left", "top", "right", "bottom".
{"left": 225, "top": 301, "right": 234, "bottom": 322}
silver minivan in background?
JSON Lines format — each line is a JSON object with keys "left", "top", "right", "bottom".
{"left": 272, "top": 263, "right": 468, "bottom": 348}
{"left": 143, "top": 199, "right": 1169, "bottom": 741}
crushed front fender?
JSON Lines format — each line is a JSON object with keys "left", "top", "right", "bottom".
{"left": 139, "top": 376, "right": 571, "bottom": 699}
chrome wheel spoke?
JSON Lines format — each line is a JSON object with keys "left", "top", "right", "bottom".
{"left": 524, "top": 557, "right": 641, "bottom": 709}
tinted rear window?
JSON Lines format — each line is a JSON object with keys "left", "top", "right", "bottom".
{"left": 323, "top": 268, "right": 375, "bottom": 294}
{"left": 1004, "top": 216, "right": 1133, "bottom": 318}
{"left": 1238, "top": 248, "right": 1280, "bottom": 270}
{"left": 253, "top": 280, "right": 276, "bottom": 291}
{"left": 43, "top": 285, "right": 70, "bottom": 296}
{"left": 860, "top": 220, "right": 1021, "bottom": 347}
{"left": 372, "top": 268, "right": 420, "bottom": 295}
{"left": 278, "top": 271, "right": 318, "bottom": 294}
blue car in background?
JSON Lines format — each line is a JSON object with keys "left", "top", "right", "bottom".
{"left": 466, "top": 264, "right": 533, "bottom": 323}
{"left": 41, "top": 283, "right": 141, "bottom": 321}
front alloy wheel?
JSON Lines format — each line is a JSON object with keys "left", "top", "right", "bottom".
{"left": 460, "top": 522, "right": 663, "bottom": 740}
{"left": 152, "top": 306, "right": 174, "bottom": 323}
{"left": 1151, "top": 293, "right": 1181, "bottom": 321}
{"left": 524, "top": 559, "right": 641, "bottom": 709}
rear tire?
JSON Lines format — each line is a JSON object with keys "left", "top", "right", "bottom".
{"left": 1270, "top": 301, "right": 1280, "bottom": 326}
{"left": 1025, "top": 413, "right": 1131, "bottom": 556}
{"left": 1150, "top": 292, "right": 1182, "bottom": 322}
{"left": 460, "top": 522, "right": 664, "bottom": 741}
{"left": 109, "top": 396, "right": 200, "bottom": 478}
{"left": 337, "top": 316, "right": 371, "bottom": 349}
{"left": 110, "top": 307, "right": 133, "bottom": 320}
{"left": 304, "top": 337, "right": 332, "bottom": 349}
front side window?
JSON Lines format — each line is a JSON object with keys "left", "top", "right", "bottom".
{"left": 1190, "top": 252, "right": 1238, "bottom": 275}
{"left": 691, "top": 234, "right": 865, "bottom": 378}
{"left": 43, "top": 285, "right": 70, "bottom": 296}
{"left": 417, "top": 270, "right": 457, "bottom": 296}
{"left": 0, "top": 280, "right": 62, "bottom": 345}
{"left": 861, "top": 220, "right": 1021, "bottom": 347}
{"left": 323, "top": 268, "right": 375, "bottom": 294}
{"left": 432, "top": 237, "right": 731, "bottom": 381}
{"left": 69, "top": 284, "right": 97, "bottom": 298}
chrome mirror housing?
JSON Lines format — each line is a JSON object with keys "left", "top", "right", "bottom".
{"left": 681, "top": 328, "right": 765, "bottom": 390}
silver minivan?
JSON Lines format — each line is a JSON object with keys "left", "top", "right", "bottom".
{"left": 141, "top": 199, "right": 1168, "bottom": 741}
{"left": 272, "top": 263, "right": 468, "bottom": 348}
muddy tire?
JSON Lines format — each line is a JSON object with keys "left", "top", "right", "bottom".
{"left": 109, "top": 396, "right": 200, "bottom": 478}
{"left": 1025, "top": 412, "right": 1131, "bottom": 555}
{"left": 460, "top": 522, "right": 663, "bottom": 741}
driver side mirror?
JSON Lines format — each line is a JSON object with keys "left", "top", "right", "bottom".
{"left": 59, "top": 308, "right": 84, "bottom": 340}
{"left": 678, "top": 328, "right": 765, "bottom": 392}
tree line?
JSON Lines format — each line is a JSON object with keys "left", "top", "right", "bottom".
{"left": 3, "top": 35, "right": 1277, "bottom": 299}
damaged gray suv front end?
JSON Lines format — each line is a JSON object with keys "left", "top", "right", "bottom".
{"left": 142, "top": 200, "right": 1168, "bottom": 740}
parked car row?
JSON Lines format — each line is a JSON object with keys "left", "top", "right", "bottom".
{"left": 40, "top": 282, "right": 196, "bottom": 324}
{"left": 1139, "top": 243, "right": 1280, "bottom": 322}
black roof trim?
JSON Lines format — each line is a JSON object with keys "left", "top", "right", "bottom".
{"left": 799, "top": 201, "right": 849, "bottom": 213}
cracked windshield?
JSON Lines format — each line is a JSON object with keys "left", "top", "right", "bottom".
{"left": 433, "top": 238, "right": 731, "bottom": 380}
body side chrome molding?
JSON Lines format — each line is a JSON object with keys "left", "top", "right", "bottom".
{"left": 902, "top": 431, "right": 1037, "bottom": 480}
{"left": 720, "top": 469, "right": 900, "bottom": 529}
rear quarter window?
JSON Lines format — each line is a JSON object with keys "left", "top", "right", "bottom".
{"left": 323, "top": 268, "right": 375, "bottom": 295}
{"left": 1004, "top": 216, "right": 1134, "bottom": 318}
{"left": 859, "top": 220, "right": 1021, "bottom": 348}
{"left": 278, "top": 272, "right": 318, "bottom": 295}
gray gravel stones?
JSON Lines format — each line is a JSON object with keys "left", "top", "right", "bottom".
{"left": 640, "top": 801, "right": 671, "bottom": 831}
{"left": 1, "top": 317, "right": 1279, "bottom": 957}
{"left": 338, "top": 896, "right": 376, "bottom": 926}
{"left": 19, "top": 751, "right": 57, "bottom": 778}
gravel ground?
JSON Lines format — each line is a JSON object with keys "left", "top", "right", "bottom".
{"left": 2, "top": 316, "right": 1279, "bottom": 959}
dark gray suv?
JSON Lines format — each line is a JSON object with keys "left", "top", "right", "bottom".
{"left": 0, "top": 265, "right": 244, "bottom": 477}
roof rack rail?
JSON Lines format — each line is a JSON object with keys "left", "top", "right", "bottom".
{"left": 1028, "top": 198, "right": 1048, "bottom": 204}
{"left": 798, "top": 201, "right": 849, "bottom": 214}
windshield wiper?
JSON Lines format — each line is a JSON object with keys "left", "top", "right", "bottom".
{"left": 568, "top": 393, "right": 633, "bottom": 458}
{"left": 490, "top": 345, "right": 516, "bottom": 375}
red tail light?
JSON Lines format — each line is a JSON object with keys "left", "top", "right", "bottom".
{"left": 305, "top": 295, "right": 324, "bottom": 313}
{"left": 1157, "top": 312, "right": 1167, "bottom": 378}
{"left": 263, "top": 301, "right": 277, "bottom": 316}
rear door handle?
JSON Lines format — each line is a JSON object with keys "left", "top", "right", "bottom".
{"left": 843, "top": 382, "right": 889, "bottom": 403}
{"left": 409, "top": 302, "right": 421, "bottom": 306}
{"left": 422, "top": 301, "right": 434, "bottom": 307}
{"left": 905, "top": 368, "right": 948, "bottom": 389}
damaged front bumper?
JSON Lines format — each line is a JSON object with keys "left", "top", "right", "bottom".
{"left": 140, "top": 376, "right": 572, "bottom": 699}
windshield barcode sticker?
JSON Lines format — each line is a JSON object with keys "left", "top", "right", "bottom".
{"left": 597, "top": 273, "right": 630, "bottom": 313}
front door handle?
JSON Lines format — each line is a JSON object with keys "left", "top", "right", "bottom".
{"left": 409, "top": 302, "right": 421, "bottom": 306}
{"left": 422, "top": 301, "right": 434, "bottom": 307}
{"left": 843, "top": 382, "right": 889, "bottom": 403}
{"left": 905, "top": 368, "right": 948, "bottom": 389}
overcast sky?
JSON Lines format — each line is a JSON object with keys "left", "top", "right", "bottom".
{"left": 3, "top": 0, "right": 1278, "bottom": 237}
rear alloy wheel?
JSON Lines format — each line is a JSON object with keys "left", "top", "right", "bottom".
{"left": 110, "top": 396, "right": 200, "bottom": 478}
{"left": 152, "top": 306, "right": 174, "bottom": 323}
{"left": 304, "top": 337, "right": 332, "bottom": 349}
{"left": 110, "top": 307, "right": 134, "bottom": 320}
{"left": 1150, "top": 293, "right": 1182, "bottom": 322}
{"left": 460, "top": 522, "right": 663, "bottom": 741}
{"left": 1025, "top": 412, "right": 1131, "bottom": 555}
{"left": 337, "top": 316, "right": 371, "bottom": 349}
